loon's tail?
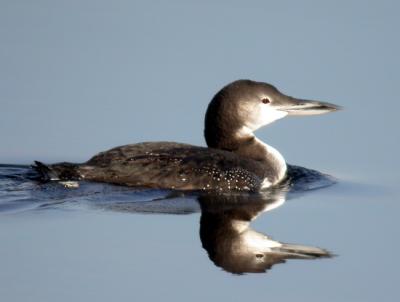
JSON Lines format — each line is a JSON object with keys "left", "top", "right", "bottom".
{"left": 33, "top": 161, "right": 81, "bottom": 181}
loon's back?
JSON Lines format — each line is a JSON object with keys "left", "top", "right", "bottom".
{"left": 37, "top": 142, "right": 268, "bottom": 192}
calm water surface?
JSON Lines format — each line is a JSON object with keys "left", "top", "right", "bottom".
{"left": 0, "top": 152, "right": 399, "bottom": 301}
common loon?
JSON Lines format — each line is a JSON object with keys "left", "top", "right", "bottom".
{"left": 34, "top": 80, "right": 340, "bottom": 192}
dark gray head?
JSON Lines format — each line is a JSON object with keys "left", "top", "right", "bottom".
{"left": 204, "top": 79, "right": 340, "bottom": 149}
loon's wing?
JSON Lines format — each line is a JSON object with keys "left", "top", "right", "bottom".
{"left": 80, "top": 142, "right": 263, "bottom": 191}
{"left": 85, "top": 142, "right": 195, "bottom": 166}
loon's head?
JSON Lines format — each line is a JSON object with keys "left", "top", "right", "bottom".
{"left": 205, "top": 79, "right": 340, "bottom": 148}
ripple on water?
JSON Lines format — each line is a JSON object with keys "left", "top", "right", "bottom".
{"left": 0, "top": 164, "right": 336, "bottom": 214}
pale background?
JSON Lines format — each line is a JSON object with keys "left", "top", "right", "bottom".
{"left": 1, "top": 0, "right": 399, "bottom": 185}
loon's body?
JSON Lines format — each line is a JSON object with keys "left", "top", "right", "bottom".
{"left": 72, "top": 141, "right": 281, "bottom": 191}
{"left": 35, "top": 80, "right": 339, "bottom": 192}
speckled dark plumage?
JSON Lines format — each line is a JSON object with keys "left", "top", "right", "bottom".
{"left": 77, "top": 142, "right": 268, "bottom": 191}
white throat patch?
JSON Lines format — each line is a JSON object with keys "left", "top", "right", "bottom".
{"left": 245, "top": 103, "right": 288, "bottom": 131}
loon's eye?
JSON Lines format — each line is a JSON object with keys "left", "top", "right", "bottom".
{"left": 261, "top": 98, "right": 270, "bottom": 104}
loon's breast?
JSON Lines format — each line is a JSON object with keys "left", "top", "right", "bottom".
{"left": 78, "top": 142, "right": 276, "bottom": 192}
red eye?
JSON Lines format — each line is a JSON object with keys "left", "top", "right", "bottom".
{"left": 262, "top": 98, "right": 270, "bottom": 104}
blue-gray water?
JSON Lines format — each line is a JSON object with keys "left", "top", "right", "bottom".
{"left": 1, "top": 1, "right": 400, "bottom": 301}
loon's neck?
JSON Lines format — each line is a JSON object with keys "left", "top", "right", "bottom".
{"left": 204, "top": 124, "right": 287, "bottom": 184}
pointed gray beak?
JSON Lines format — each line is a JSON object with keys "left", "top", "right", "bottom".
{"left": 277, "top": 96, "right": 342, "bottom": 116}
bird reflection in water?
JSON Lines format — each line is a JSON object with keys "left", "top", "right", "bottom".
{"left": 198, "top": 190, "right": 331, "bottom": 274}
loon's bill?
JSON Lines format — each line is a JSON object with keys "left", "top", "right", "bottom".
{"left": 278, "top": 97, "right": 341, "bottom": 116}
